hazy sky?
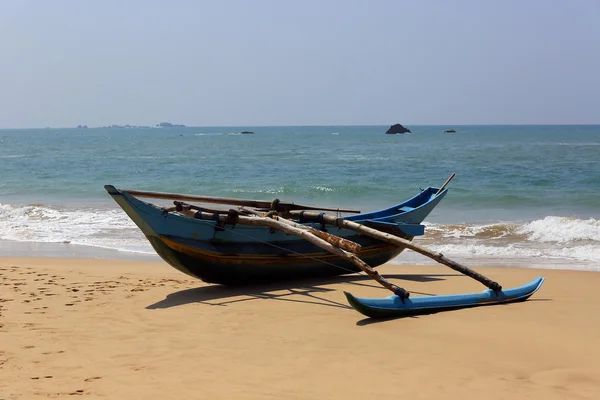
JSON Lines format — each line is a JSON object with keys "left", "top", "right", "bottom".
{"left": 1, "top": 0, "right": 599, "bottom": 128}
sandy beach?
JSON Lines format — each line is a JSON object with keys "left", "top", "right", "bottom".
{"left": 1, "top": 257, "right": 599, "bottom": 399}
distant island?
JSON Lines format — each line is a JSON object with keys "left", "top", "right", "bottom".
{"left": 385, "top": 124, "right": 411, "bottom": 134}
{"left": 103, "top": 124, "right": 150, "bottom": 129}
{"left": 156, "top": 122, "right": 186, "bottom": 128}
{"left": 73, "top": 123, "right": 185, "bottom": 129}
{"left": 75, "top": 124, "right": 151, "bottom": 129}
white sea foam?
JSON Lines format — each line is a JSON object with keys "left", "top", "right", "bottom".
{"left": 427, "top": 243, "right": 600, "bottom": 263}
{"left": 424, "top": 222, "right": 519, "bottom": 239}
{"left": 517, "top": 216, "right": 600, "bottom": 243}
{"left": 0, "top": 203, "right": 153, "bottom": 254}
{"left": 417, "top": 216, "right": 600, "bottom": 270}
{"left": 545, "top": 142, "right": 600, "bottom": 147}
{"left": 425, "top": 216, "right": 600, "bottom": 243}
{"left": 231, "top": 187, "right": 285, "bottom": 195}
{"left": 1, "top": 203, "right": 599, "bottom": 270}
{"left": 312, "top": 186, "right": 335, "bottom": 192}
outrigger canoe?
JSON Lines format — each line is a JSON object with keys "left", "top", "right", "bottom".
{"left": 104, "top": 184, "right": 447, "bottom": 284}
{"left": 105, "top": 173, "right": 545, "bottom": 318}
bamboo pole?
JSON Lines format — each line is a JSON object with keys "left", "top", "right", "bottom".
{"left": 289, "top": 211, "right": 502, "bottom": 292}
{"left": 172, "top": 201, "right": 231, "bottom": 214}
{"left": 121, "top": 188, "right": 361, "bottom": 213}
{"left": 435, "top": 173, "right": 456, "bottom": 196}
{"left": 177, "top": 203, "right": 362, "bottom": 255}
{"left": 179, "top": 207, "right": 406, "bottom": 296}
{"left": 272, "top": 216, "right": 362, "bottom": 254}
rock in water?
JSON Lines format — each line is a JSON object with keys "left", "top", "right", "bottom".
{"left": 385, "top": 124, "right": 411, "bottom": 134}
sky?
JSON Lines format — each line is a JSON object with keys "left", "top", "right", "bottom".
{"left": 1, "top": 0, "right": 599, "bottom": 128}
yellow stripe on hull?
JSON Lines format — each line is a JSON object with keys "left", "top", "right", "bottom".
{"left": 159, "top": 236, "right": 402, "bottom": 267}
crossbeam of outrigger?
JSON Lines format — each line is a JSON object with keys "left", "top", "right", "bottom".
{"left": 175, "top": 200, "right": 500, "bottom": 298}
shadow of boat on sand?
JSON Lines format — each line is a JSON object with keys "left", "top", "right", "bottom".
{"left": 146, "top": 273, "right": 461, "bottom": 310}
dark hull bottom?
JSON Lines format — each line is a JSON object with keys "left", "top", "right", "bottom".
{"left": 147, "top": 236, "right": 406, "bottom": 285}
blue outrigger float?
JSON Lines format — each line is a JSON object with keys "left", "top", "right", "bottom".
{"left": 105, "top": 174, "right": 544, "bottom": 318}
{"left": 345, "top": 277, "right": 545, "bottom": 318}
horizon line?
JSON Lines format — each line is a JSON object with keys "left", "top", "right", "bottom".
{"left": 2, "top": 123, "right": 600, "bottom": 130}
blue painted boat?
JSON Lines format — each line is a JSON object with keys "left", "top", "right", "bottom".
{"left": 344, "top": 277, "right": 545, "bottom": 318}
{"left": 104, "top": 185, "right": 448, "bottom": 284}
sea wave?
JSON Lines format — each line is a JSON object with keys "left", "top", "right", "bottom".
{"left": 0, "top": 203, "right": 152, "bottom": 253}
{"left": 517, "top": 216, "right": 600, "bottom": 243}
{"left": 424, "top": 216, "right": 600, "bottom": 243}
{"left": 426, "top": 243, "right": 600, "bottom": 263}
{"left": 418, "top": 216, "right": 600, "bottom": 268}
{"left": 1, "top": 203, "right": 599, "bottom": 269}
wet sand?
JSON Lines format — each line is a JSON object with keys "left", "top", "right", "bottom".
{"left": 1, "top": 257, "right": 599, "bottom": 399}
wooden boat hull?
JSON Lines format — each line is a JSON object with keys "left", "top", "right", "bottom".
{"left": 104, "top": 185, "right": 447, "bottom": 284}
{"left": 345, "top": 277, "right": 545, "bottom": 318}
{"left": 146, "top": 235, "right": 404, "bottom": 284}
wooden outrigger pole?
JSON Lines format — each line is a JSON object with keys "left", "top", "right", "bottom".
{"left": 173, "top": 200, "right": 546, "bottom": 319}
{"left": 177, "top": 204, "right": 405, "bottom": 297}
{"left": 287, "top": 211, "right": 502, "bottom": 292}
{"left": 172, "top": 173, "right": 500, "bottom": 297}
{"left": 121, "top": 188, "right": 361, "bottom": 214}
{"left": 435, "top": 173, "right": 455, "bottom": 196}
{"left": 175, "top": 203, "right": 362, "bottom": 254}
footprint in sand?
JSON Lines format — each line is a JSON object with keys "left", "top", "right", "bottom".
{"left": 41, "top": 350, "right": 65, "bottom": 355}
{"left": 529, "top": 368, "right": 600, "bottom": 392}
{"left": 84, "top": 376, "right": 102, "bottom": 382}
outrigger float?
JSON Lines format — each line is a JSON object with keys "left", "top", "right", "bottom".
{"left": 105, "top": 174, "right": 544, "bottom": 318}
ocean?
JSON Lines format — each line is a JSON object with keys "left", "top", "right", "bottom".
{"left": 1, "top": 125, "right": 599, "bottom": 271}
